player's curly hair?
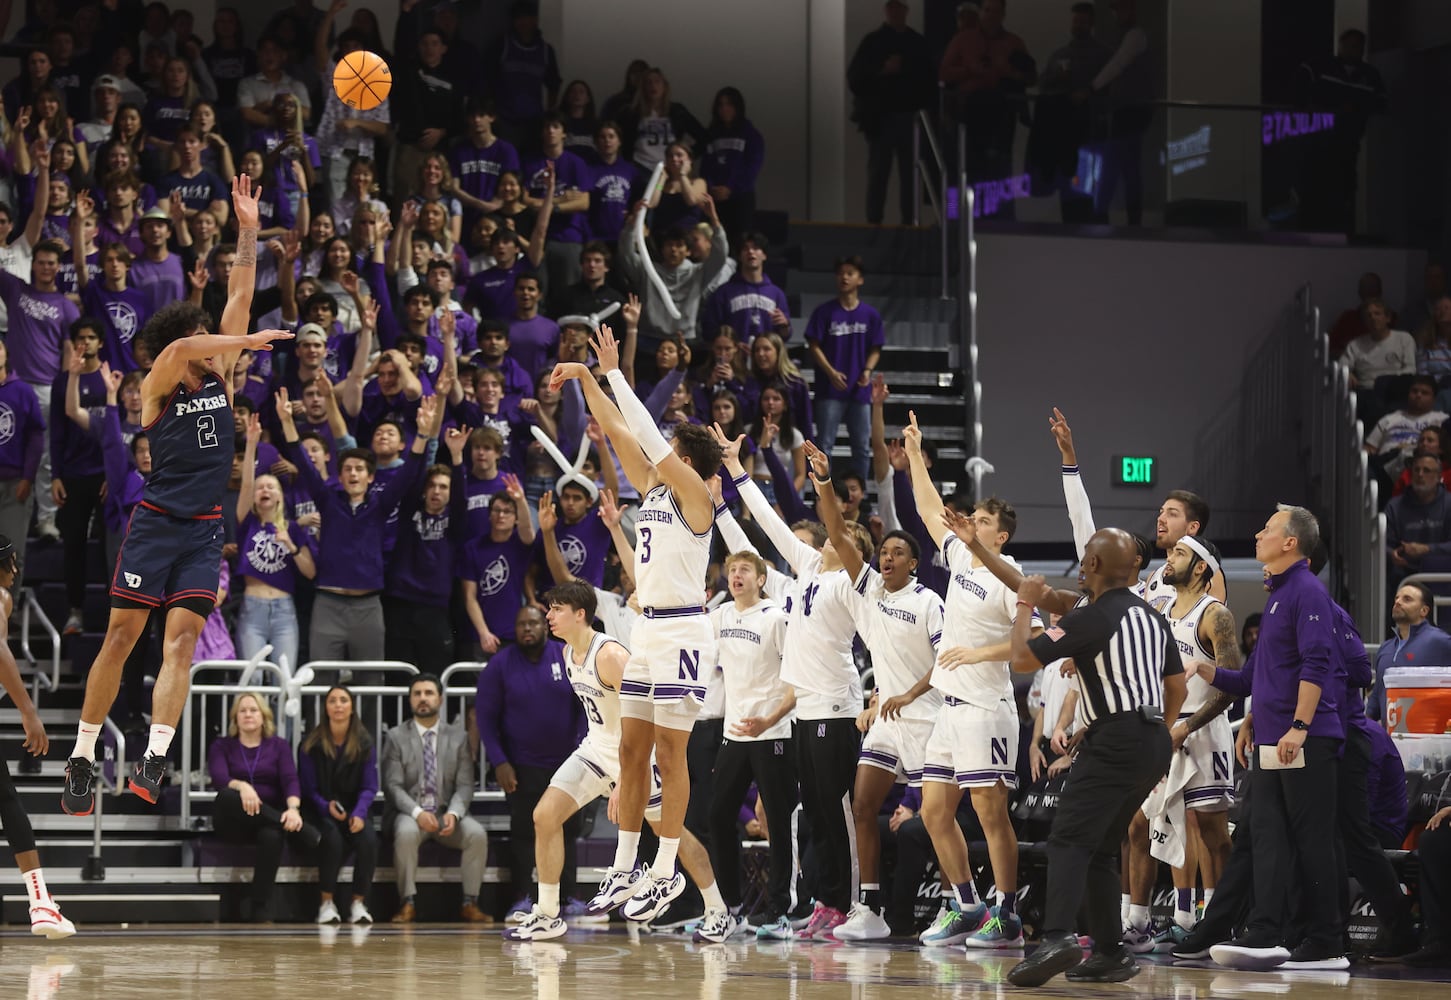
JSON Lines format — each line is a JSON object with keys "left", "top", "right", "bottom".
{"left": 672, "top": 423, "right": 722, "bottom": 475}
{"left": 139, "top": 301, "right": 212, "bottom": 359}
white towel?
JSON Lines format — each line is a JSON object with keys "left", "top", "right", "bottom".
{"left": 1142, "top": 746, "right": 1200, "bottom": 868}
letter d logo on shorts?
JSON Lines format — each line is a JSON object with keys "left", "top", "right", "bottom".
{"left": 124, "top": 572, "right": 142, "bottom": 589}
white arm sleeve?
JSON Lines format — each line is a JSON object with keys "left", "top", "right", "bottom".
{"left": 605, "top": 369, "right": 673, "bottom": 464}
{"left": 734, "top": 472, "right": 821, "bottom": 576}
{"left": 1061, "top": 465, "right": 1097, "bottom": 561}
{"left": 716, "top": 500, "right": 794, "bottom": 598}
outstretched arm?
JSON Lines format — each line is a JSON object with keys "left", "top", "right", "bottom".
{"left": 810, "top": 440, "right": 864, "bottom": 582}
{"left": 1051, "top": 407, "right": 1096, "bottom": 561}
{"left": 943, "top": 507, "right": 1080, "bottom": 617}
{"left": 903, "top": 410, "right": 949, "bottom": 549}
{"left": 217, "top": 175, "right": 265, "bottom": 373}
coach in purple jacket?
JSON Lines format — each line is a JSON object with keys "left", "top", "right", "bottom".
{"left": 1191, "top": 505, "right": 1347, "bottom": 970}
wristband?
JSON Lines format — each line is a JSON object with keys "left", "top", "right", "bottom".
{"left": 1016, "top": 600, "right": 1032, "bottom": 609}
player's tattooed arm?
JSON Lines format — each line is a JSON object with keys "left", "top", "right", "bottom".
{"left": 236, "top": 233, "right": 256, "bottom": 269}
{"left": 1206, "top": 603, "right": 1243, "bottom": 670}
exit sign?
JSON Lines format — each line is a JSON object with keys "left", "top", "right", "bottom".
{"left": 1113, "top": 455, "right": 1158, "bottom": 487}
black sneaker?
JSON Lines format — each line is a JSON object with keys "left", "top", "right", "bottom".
{"left": 128, "top": 752, "right": 168, "bottom": 804}
{"left": 1283, "top": 940, "right": 1349, "bottom": 971}
{"left": 1172, "top": 923, "right": 1222, "bottom": 960}
{"left": 1402, "top": 944, "right": 1451, "bottom": 968}
{"left": 1066, "top": 950, "right": 1141, "bottom": 983}
{"left": 61, "top": 757, "right": 96, "bottom": 816}
{"left": 1008, "top": 932, "right": 1084, "bottom": 987}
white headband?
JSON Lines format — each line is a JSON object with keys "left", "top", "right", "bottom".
{"left": 1178, "top": 535, "right": 1220, "bottom": 581}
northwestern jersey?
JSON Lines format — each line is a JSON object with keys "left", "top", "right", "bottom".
{"left": 142, "top": 371, "right": 233, "bottom": 518}
{"left": 633, "top": 483, "right": 713, "bottom": 609}
{"left": 712, "top": 599, "right": 791, "bottom": 741}
{"left": 1138, "top": 563, "right": 1173, "bottom": 612}
{"left": 569, "top": 631, "right": 626, "bottom": 756}
{"left": 1166, "top": 593, "right": 1221, "bottom": 714}
{"left": 848, "top": 567, "right": 945, "bottom": 724}
{"left": 933, "top": 535, "right": 1039, "bottom": 709}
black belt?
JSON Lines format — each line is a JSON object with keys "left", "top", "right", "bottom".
{"left": 1092, "top": 706, "right": 1164, "bottom": 728}
{"left": 642, "top": 605, "right": 706, "bottom": 619}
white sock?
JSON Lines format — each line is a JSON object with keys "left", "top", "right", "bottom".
{"left": 613, "top": 830, "right": 640, "bottom": 872}
{"left": 1202, "top": 888, "right": 1214, "bottom": 907}
{"left": 700, "top": 880, "right": 726, "bottom": 913}
{"left": 1175, "top": 908, "right": 1195, "bottom": 931}
{"left": 146, "top": 724, "right": 176, "bottom": 758}
{"left": 71, "top": 722, "right": 101, "bottom": 763}
{"left": 1128, "top": 904, "right": 1150, "bottom": 931}
{"left": 539, "top": 882, "right": 560, "bottom": 917}
{"left": 653, "top": 837, "right": 679, "bottom": 874}
{"left": 1121, "top": 892, "right": 1131, "bottom": 925}
{"left": 23, "top": 868, "right": 48, "bottom": 907}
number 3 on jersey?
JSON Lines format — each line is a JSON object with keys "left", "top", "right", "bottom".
{"left": 638, "top": 526, "right": 652, "bottom": 564}
{"left": 582, "top": 696, "right": 603, "bottom": 725}
{"left": 196, "top": 413, "right": 219, "bottom": 449}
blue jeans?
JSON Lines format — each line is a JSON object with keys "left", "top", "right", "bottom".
{"left": 813, "top": 396, "right": 871, "bottom": 481}
{"left": 237, "top": 592, "right": 300, "bottom": 672}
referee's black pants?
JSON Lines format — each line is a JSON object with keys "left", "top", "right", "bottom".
{"left": 1044, "top": 712, "right": 1170, "bottom": 952}
{"left": 1246, "top": 736, "right": 1341, "bottom": 952}
{"left": 708, "top": 735, "right": 799, "bottom": 916}
{"left": 797, "top": 718, "right": 861, "bottom": 912}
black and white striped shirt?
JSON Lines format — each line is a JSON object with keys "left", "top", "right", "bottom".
{"left": 1028, "top": 588, "right": 1184, "bottom": 726}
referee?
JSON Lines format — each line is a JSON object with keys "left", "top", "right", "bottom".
{"left": 1005, "top": 528, "right": 1186, "bottom": 987}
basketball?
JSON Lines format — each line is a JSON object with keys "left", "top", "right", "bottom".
{"left": 333, "top": 50, "right": 391, "bottom": 111}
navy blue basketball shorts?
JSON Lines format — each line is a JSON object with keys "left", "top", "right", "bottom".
{"left": 110, "top": 503, "right": 224, "bottom": 616}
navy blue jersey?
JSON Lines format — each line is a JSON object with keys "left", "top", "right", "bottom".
{"left": 141, "top": 371, "right": 234, "bottom": 518}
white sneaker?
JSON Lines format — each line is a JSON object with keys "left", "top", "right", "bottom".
{"left": 1122, "top": 923, "right": 1157, "bottom": 954}
{"left": 316, "top": 899, "right": 341, "bottom": 924}
{"left": 35, "top": 519, "right": 60, "bottom": 542}
{"left": 832, "top": 901, "right": 892, "bottom": 941}
{"left": 30, "top": 901, "right": 76, "bottom": 939}
{"left": 63, "top": 610, "right": 83, "bottom": 636}
{"left": 587, "top": 867, "right": 643, "bottom": 915}
{"left": 693, "top": 909, "right": 743, "bottom": 943}
{"left": 503, "top": 904, "right": 568, "bottom": 942}
{"left": 349, "top": 899, "right": 373, "bottom": 924}
{"left": 622, "top": 866, "right": 687, "bottom": 922}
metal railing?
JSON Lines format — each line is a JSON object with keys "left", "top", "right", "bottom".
{"left": 1298, "top": 284, "right": 1387, "bottom": 638}
{"left": 912, "top": 108, "right": 951, "bottom": 302}
{"left": 84, "top": 717, "right": 126, "bottom": 880}
{"left": 180, "top": 660, "right": 289, "bottom": 829}
{"left": 20, "top": 587, "right": 60, "bottom": 702}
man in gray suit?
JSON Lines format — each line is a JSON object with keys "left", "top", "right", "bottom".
{"left": 382, "top": 674, "right": 491, "bottom": 923}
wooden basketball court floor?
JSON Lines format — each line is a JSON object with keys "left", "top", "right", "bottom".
{"left": 6, "top": 924, "right": 1450, "bottom": 1000}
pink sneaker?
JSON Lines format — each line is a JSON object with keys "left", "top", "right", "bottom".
{"left": 799, "top": 902, "right": 831, "bottom": 938}
{"left": 808, "top": 905, "right": 847, "bottom": 941}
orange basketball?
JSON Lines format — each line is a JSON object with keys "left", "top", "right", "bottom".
{"left": 333, "top": 50, "right": 391, "bottom": 111}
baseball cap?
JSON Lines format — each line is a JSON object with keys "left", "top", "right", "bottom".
{"left": 93, "top": 74, "right": 122, "bottom": 92}
{"left": 140, "top": 205, "right": 171, "bottom": 224}
{"left": 296, "top": 323, "right": 327, "bottom": 344}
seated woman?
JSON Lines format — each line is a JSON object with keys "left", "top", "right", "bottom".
{"left": 298, "top": 685, "right": 379, "bottom": 925}
{"left": 208, "top": 692, "right": 319, "bottom": 922}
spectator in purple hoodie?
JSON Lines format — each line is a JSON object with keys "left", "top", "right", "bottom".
{"left": 0, "top": 340, "right": 45, "bottom": 591}
{"left": 701, "top": 87, "right": 765, "bottom": 248}
{"left": 805, "top": 255, "right": 884, "bottom": 481}
{"left": 458, "top": 475, "right": 536, "bottom": 656}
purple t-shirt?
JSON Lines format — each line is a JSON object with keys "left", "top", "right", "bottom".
{"left": 0, "top": 271, "right": 80, "bottom": 384}
{"left": 143, "top": 95, "right": 191, "bottom": 142}
{"left": 250, "top": 128, "right": 321, "bottom": 199}
{"left": 464, "top": 258, "right": 532, "bottom": 322}
{"left": 506, "top": 314, "right": 560, "bottom": 376}
{"left": 704, "top": 276, "right": 791, "bottom": 342}
{"left": 457, "top": 533, "right": 532, "bottom": 641}
{"left": 0, "top": 376, "right": 45, "bottom": 480}
{"left": 58, "top": 250, "right": 101, "bottom": 297}
{"left": 96, "top": 213, "right": 144, "bottom": 256}
{"left": 463, "top": 469, "right": 505, "bottom": 537}
{"left": 129, "top": 254, "right": 186, "bottom": 307}
{"left": 450, "top": 136, "right": 520, "bottom": 208}
{"left": 804, "top": 299, "right": 886, "bottom": 404}
{"left": 159, "top": 168, "right": 228, "bottom": 214}
{"left": 588, "top": 158, "right": 639, "bottom": 242}
{"left": 547, "top": 512, "right": 611, "bottom": 589}
{"left": 237, "top": 513, "right": 313, "bottom": 593}
{"left": 523, "top": 149, "right": 590, "bottom": 244}
{"left": 82, "top": 283, "right": 149, "bottom": 372}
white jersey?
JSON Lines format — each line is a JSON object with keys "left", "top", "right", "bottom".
{"left": 633, "top": 483, "right": 713, "bottom": 609}
{"left": 1139, "top": 563, "right": 1173, "bottom": 612}
{"left": 848, "top": 567, "right": 945, "bottom": 723}
{"left": 712, "top": 599, "right": 791, "bottom": 740}
{"left": 1166, "top": 592, "right": 1221, "bottom": 715}
{"left": 780, "top": 563, "right": 864, "bottom": 719}
{"left": 593, "top": 587, "right": 638, "bottom": 647}
{"left": 568, "top": 631, "right": 627, "bottom": 756}
{"left": 932, "top": 535, "right": 1037, "bottom": 709}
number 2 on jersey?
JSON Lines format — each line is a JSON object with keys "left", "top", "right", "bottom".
{"left": 638, "top": 526, "right": 652, "bottom": 564}
{"left": 196, "top": 414, "right": 219, "bottom": 449}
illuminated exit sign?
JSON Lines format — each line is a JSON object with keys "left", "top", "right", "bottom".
{"left": 1113, "top": 455, "right": 1158, "bottom": 487}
